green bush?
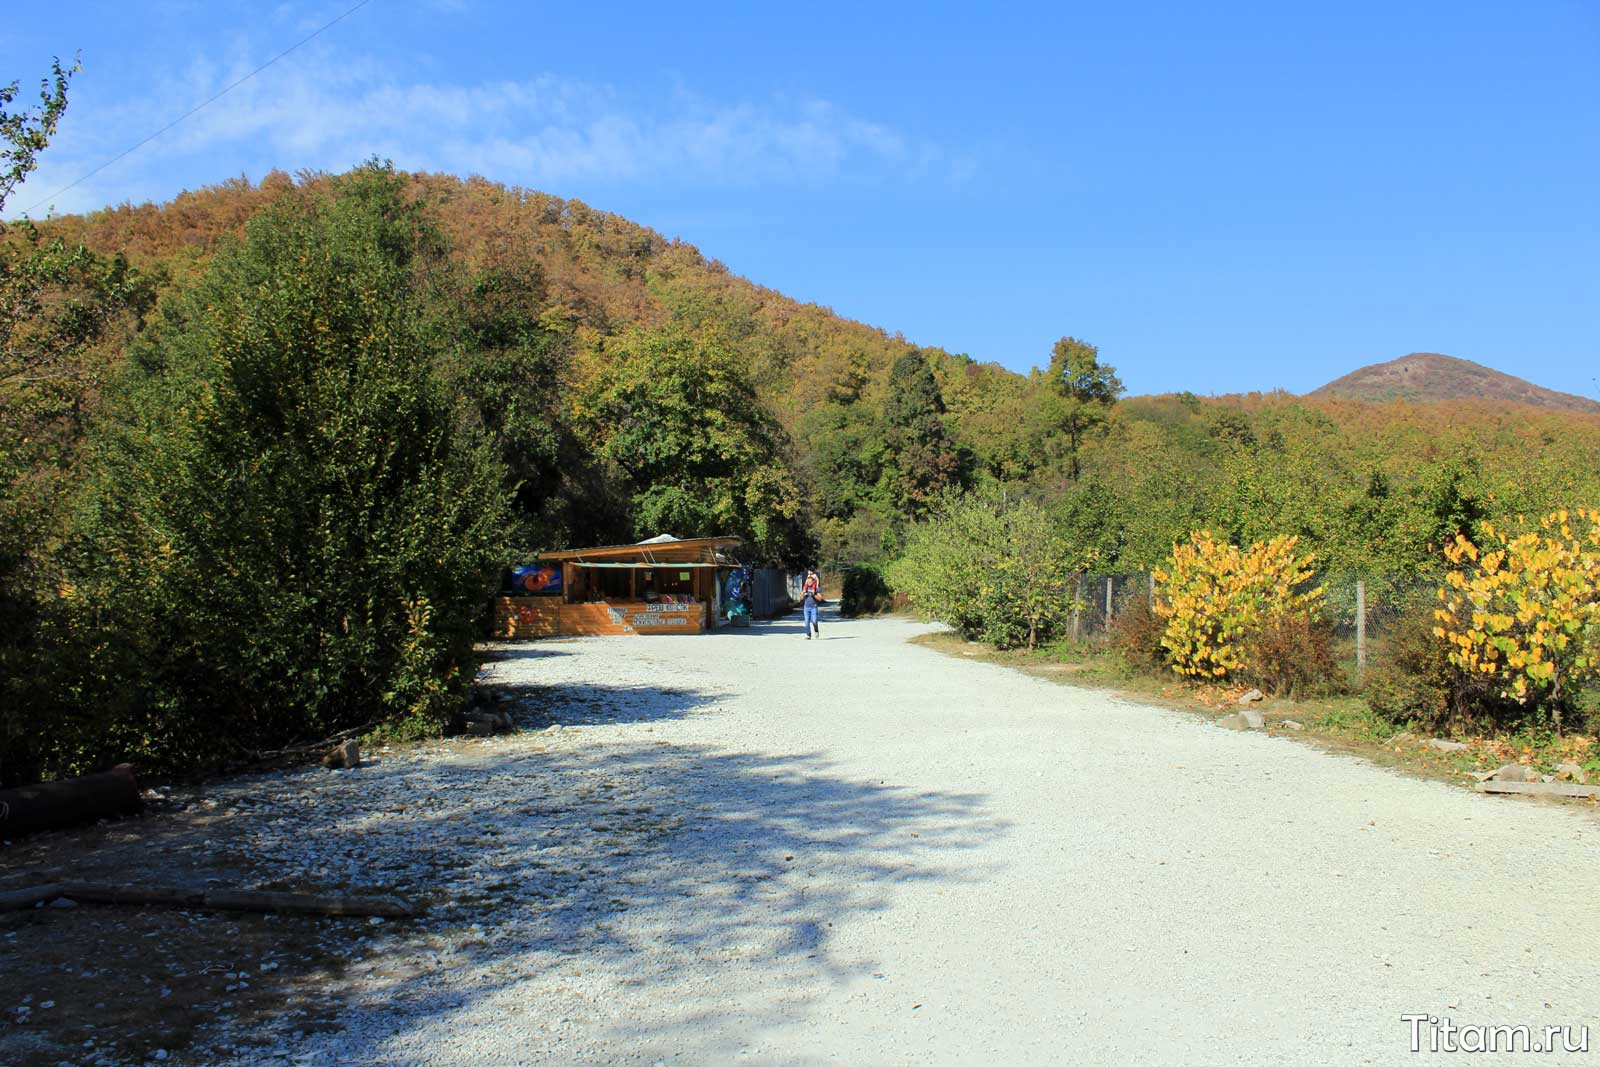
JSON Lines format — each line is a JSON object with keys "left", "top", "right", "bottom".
{"left": 15, "top": 165, "right": 510, "bottom": 781}
{"left": 840, "top": 564, "right": 893, "bottom": 617}
{"left": 889, "top": 490, "right": 1085, "bottom": 649}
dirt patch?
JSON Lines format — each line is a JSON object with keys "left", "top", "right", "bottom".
{"left": 0, "top": 739, "right": 478, "bottom": 1066}
{"left": 1, "top": 900, "right": 349, "bottom": 1066}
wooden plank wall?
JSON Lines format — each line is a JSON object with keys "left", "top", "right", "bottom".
{"left": 491, "top": 598, "right": 709, "bottom": 639}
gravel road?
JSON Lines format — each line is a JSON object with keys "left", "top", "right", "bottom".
{"left": 265, "top": 607, "right": 1595, "bottom": 1066}
{"left": 14, "top": 608, "right": 1594, "bottom": 1066}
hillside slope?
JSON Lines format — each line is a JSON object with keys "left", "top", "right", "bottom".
{"left": 38, "top": 171, "right": 957, "bottom": 427}
{"left": 1308, "top": 352, "right": 1599, "bottom": 412}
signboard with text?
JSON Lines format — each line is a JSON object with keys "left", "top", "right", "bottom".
{"left": 608, "top": 602, "right": 701, "bottom": 632}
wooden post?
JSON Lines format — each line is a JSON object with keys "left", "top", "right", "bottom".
{"left": 1355, "top": 579, "right": 1367, "bottom": 676}
{"left": 1105, "top": 575, "right": 1114, "bottom": 621}
{"left": 1071, "top": 573, "right": 1084, "bottom": 641}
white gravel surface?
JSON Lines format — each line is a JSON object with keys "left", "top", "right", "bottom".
{"left": 143, "top": 609, "right": 1600, "bottom": 1063}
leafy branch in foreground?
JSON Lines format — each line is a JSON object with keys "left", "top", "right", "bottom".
{"left": 0, "top": 54, "right": 76, "bottom": 213}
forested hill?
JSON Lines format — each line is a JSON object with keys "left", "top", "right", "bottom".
{"left": 20, "top": 166, "right": 1600, "bottom": 579}
{"left": 1309, "top": 352, "right": 1600, "bottom": 413}
{"left": 39, "top": 169, "right": 951, "bottom": 424}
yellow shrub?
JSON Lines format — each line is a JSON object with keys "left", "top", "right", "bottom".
{"left": 1434, "top": 509, "right": 1600, "bottom": 729}
{"left": 1153, "top": 532, "right": 1324, "bottom": 681}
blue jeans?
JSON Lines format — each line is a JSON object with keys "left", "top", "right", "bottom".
{"left": 803, "top": 602, "right": 819, "bottom": 636}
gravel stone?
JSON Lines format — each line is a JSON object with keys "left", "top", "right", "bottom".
{"left": 43, "top": 608, "right": 1598, "bottom": 1065}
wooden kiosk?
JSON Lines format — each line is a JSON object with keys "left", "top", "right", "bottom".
{"left": 492, "top": 535, "right": 742, "bottom": 639}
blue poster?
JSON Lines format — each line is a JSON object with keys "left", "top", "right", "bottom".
{"left": 512, "top": 564, "right": 563, "bottom": 595}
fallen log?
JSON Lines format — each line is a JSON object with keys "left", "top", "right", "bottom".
{"left": 0, "top": 881, "right": 420, "bottom": 918}
{"left": 0, "top": 765, "right": 143, "bottom": 837}
{"left": 255, "top": 724, "right": 368, "bottom": 761}
{"left": 0, "top": 883, "right": 67, "bottom": 911}
{"left": 57, "top": 883, "right": 207, "bottom": 909}
{"left": 1474, "top": 780, "right": 1600, "bottom": 798}
{"left": 202, "top": 889, "right": 417, "bottom": 918}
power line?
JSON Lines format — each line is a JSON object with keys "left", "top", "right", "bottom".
{"left": 21, "top": 0, "right": 375, "bottom": 216}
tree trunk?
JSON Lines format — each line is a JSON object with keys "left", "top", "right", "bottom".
{"left": 1550, "top": 675, "right": 1564, "bottom": 737}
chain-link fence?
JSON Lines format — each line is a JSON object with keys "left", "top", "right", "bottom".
{"left": 1063, "top": 573, "right": 1151, "bottom": 640}
{"left": 1065, "top": 571, "right": 1446, "bottom": 675}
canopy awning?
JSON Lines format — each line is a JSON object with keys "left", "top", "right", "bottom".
{"left": 537, "top": 535, "right": 743, "bottom": 566}
{"left": 565, "top": 561, "right": 721, "bottom": 568}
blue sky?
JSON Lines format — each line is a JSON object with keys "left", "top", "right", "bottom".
{"left": 5, "top": 1, "right": 1597, "bottom": 398}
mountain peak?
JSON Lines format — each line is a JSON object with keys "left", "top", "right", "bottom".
{"left": 1308, "top": 353, "right": 1600, "bottom": 412}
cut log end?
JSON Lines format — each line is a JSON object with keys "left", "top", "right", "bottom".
{"left": 321, "top": 739, "right": 362, "bottom": 769}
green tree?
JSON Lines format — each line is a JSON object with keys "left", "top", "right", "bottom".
{"left": 1, "top": 55, "right": 73, "bottom": 208}
{"left": 433, "top": 262, "right": 611, "bottom": 555}
{"left": 890, "top": 489, "right": 1077, "bottom": 649}
{"left": 50, "top": 164, "right": 509, "bottom": 777}
{"left": 1399, "top": 455, "right": 1490, "bottom": 563}
{"left": 1045, "top": 336, "right": 1123, "bottom": 481}
{"left": 1053, "top": 477, "right": 1126, "bottom": 571}
{"left": 582, "top": 325, "right": 802, "bottom": 559}
{"left": 881, "top": 350, "right": 963, "bottom": 519}
{"left": 1, "top": 57, "right": 159, "bottom": 784}
{"left": 799, "top": 401, "right": 888, "bottom": 521}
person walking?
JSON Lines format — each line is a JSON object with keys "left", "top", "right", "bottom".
{"left": 800, "top": 568, "right": 824, "bottom": 639}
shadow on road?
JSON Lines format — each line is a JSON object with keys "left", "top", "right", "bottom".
{"left": 0, "top": 675, "right": 1005, "bottom": 1065}
{"left": 714, "top": 605, "right": 850, "bottom": 640}
{"left": 480, "top": 645, "right": 574, "bottom": 662}
{"left": 265, "top": 675, "right": 999, "bottom": 1062}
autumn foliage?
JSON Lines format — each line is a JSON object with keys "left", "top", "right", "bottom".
{"left": 1153, "top": 532, "right": 1326, "bottom": 687}
{"left": 1433, "top": 509, "right": 1600, "bottom": 731}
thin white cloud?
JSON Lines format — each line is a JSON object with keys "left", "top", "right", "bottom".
{"left": 9, "top": 45, "right": 960, "bottom": 217}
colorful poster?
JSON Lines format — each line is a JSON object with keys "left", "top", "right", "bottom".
{"left": 512, "top": 564, "right": 563, "bottom": 595}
